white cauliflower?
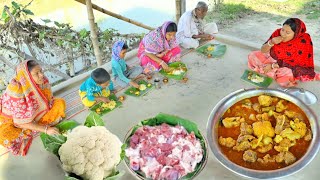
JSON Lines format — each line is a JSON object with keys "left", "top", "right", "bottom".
{"left": 58, "top": 126, "right": 122, "bottom": 180}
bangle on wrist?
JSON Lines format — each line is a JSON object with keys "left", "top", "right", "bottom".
{"left": 271, "top": 63, "right": 276, "bottom": 69}
{"left": 44, "top": 126, "right": 48, "bottom": 134}
{"left": 267, "top": 40, "right": 274, "bottom": 47}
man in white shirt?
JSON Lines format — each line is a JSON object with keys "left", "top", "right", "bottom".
{"left": 176, "top": 1, "right": 218, "bottom": 49}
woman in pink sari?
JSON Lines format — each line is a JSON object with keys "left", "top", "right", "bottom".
{"left": 138, "top": 21, "right": 181, "bottom": 73}
{"left": 248, "top": 18, "right": 319, "bottom": 87}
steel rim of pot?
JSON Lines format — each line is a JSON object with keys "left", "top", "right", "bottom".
{"left": 206, "top": 88, "right": 320, "bottom": 179}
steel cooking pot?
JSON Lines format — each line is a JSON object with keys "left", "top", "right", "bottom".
{"left": 206, "top": 88, "right": 320, "bottom": 179}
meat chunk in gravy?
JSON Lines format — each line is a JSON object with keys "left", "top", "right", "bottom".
{"left": 276, "top": 151, "right": 296, "bottom": 165}
{"left": 219, "top": 136, "right": 236, "bottom": 148}
{"left": 243, "top": 150, "right": 257, "bottom": 163}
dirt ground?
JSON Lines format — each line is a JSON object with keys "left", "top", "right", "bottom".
{"left": 219, "top": 13, "right": 320, "bottom": 60}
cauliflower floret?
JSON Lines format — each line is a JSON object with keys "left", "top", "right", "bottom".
{"left": 252, "top": 121, "right": 275, "bottom": 138}
{"left": 262, "top": 136, "right": 273, "bottom": 145}
{"left": 222, "top": 117, "right": 244, "bottom": 128}
{"left": 276, "top": 100, "right": 287, "bottom": 112}
{"left": 243, "top": 150, "right": 257, "bottom": 162}
{"left": 258, "top": 95, "right": 273, "bottom": 107}
{"left": 59, "top": 126, "right": 122, "bottom": 180}
{"left": 280, "top": 128, "right": 301, "bottom": 141}
{"left": 290, "top": 118, "right": 307, "bottom": 137}
{"left": 274, "top": 135, "right": 283, "bottom": 143}
{"left": 257, "top": 143, "right": 273, "bottom": 153}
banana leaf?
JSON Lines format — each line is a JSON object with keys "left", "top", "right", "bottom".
{"left": 103, "top": 169, "right": 124, "bottom": 180}
{"left": 55, "top": 120, "right": 80, "bottom": 133}
{"left": 84, "top": 111, "right": 105, "bottom": 127}
{"left": 40, "top": 133, "right": 67, "bottom": 157}
{"left": 90, "top": 94, "right": 122, "bottom": 116}
{"left": 196, "top": 43, "right": 227, "bottom": 58}
{"left": 124, "top": 80, "right": 154, "bottom": 97}
{"left": 159, "top": 62, "right": 187, "bottom": 80}
{"left": 64, "top": 169, "right": 124, "bottom": 180}
{"left": 123, "top": 113, "right": 207, "bottom": 180}
{"left": 241, "top": 69, "right": 273, "bottom": 87}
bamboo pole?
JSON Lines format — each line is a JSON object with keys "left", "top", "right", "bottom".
{"left": 175, "top": 0, "right": 186, "bottom": 22}
{"left": 85, "top": 0, "right": 103, "bottom": 66}
{"left": 74, "top": 0, "right": 154, "bottom": 31}
{"left": 175, "top": 0, "right": 181, "bottom": 23}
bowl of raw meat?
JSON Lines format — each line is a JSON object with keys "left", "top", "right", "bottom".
{"left": 123, "top": 113, "right": 208, "bottom": 180}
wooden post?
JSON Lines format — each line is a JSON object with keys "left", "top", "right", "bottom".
{"left": 181, "top": 0, "right": 186, "bottom": 15}
{"left": 175, "top": 0, "right": 181, "bottom": 23}
{"left": 85, "top": 0, "right": 103, "bottom": 66}
{"left": 175, "top": 0, "right": 186, "bottom": 23}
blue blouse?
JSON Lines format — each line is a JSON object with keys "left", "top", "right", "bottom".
{"left": 111, "top": 58, "right": 130, "bottom": 84}
{"left": 79, "top": 77, "right": 114, "bottom": 101}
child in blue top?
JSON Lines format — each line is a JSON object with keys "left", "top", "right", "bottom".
{"left": 112, "top": 40, "right": 143, "bottom": 88}
{"left": 79, "top": 68, "right": 114, "bottom": 107}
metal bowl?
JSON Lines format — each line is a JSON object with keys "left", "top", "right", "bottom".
{"left": 123, "top": 125, "right": 208, "bottom": 180}
{"left": 206, "top": 88, "right": 320, "bottom": 179}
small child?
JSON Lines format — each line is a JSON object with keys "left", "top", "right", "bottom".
{"left": 79, "top": 68, "right": 114, "bottom": 107}
{"left": 112, "top": 40, "right": 143, "bottom": 89}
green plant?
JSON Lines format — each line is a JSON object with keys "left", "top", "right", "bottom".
{"left": 1, "top": 1, "right": 34, "bottom": 23}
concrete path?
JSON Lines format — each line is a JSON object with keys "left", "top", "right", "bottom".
{"left": 1, "top": 37, "right": 319, "bottom": 180}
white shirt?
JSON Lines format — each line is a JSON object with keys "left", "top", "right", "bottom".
{"left": 176, "top": 10, "right": 199, "bottom": 43}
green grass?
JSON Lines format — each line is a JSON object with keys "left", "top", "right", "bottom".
{"left": 206, "top": 3, "right": 253, "bottom": 26}
{"left": 297, "top": 0, "right": 320, "bottom": 19}
{"left": 206, "top": 0, "right": 319, "bottom": 26}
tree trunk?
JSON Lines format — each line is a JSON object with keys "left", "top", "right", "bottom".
{"left": 85, "top": 0, "right": 103, "bottom": 66}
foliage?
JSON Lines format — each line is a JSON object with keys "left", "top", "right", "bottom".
{"left": 206, "top": 2, "right": 253, "bottom": 27}
{"left": 297, "top": 0, "right": 320, "bottom": 19}
{"left": 206, "top": 0, "right": 319, "bottom": 27}
{"left": 84, "top": 111, "right": 105, "bottom": 127}
{"left": 39, "top": 133, "right": 67, "bottom": 156}
{"left": 0, "top": 1, "right": 143, "bottom": 85}
{"left": 1, "top": 1, "right": 34, "bottom": 23}
{"left": 40, "top": 116, "right": 122, "bottom": 180}
{"left": 55, "top": 120, "right": 80, "bottom": 133}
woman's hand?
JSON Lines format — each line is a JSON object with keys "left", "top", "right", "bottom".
{"left": 271, "top": 36, "right": 284, "bottom": 45}
{"left": 46, "top": 127, "right": 60, "bottom": 135}
{"left": 263, "top": 64, "right": 272, "bottom": 73}
{"left": 205, "top": 34, "right": 214, "bottom": 40}
{"left": 130, "top": 81, "right": 140, "bottom": 89}
{"left": 156, "top": 50, "right": 169, "bottom": 58}
{"left": 272, "top": 63, "right": 280, "bottom": 69}
{"left": 97, "top": 97, "right": 110, "bottom": 103}
{"left": 160, "top": 61, "right": 169, "bottom": 71}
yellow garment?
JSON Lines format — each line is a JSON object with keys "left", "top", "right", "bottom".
{"left": 0, "top": 98, "right": 66, "bottom": 148}
{"left": 79, "top": 89, "right": 110, "bottom": 107}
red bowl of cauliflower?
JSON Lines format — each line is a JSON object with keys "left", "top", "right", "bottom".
{"left": 122, "top": 113, "right": 208, "bottom": 180}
